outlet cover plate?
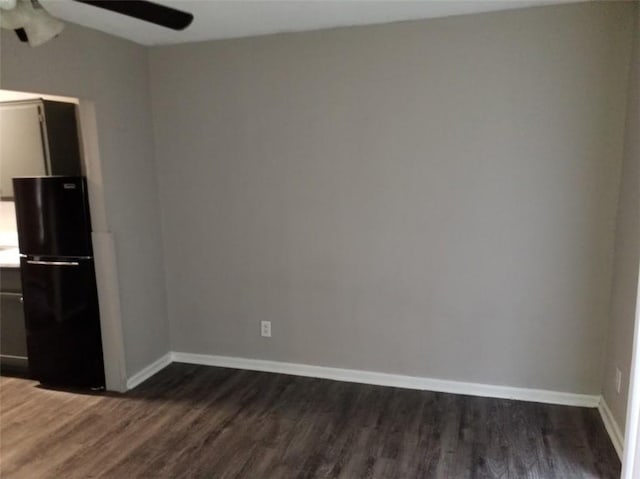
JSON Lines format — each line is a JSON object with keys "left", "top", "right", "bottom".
{"left": 261, "top": 321, "right": 271, "bottom": 338}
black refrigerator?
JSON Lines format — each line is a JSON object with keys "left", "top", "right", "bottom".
{"left": 13, "top": 176, "right": 105, "bottom": 389}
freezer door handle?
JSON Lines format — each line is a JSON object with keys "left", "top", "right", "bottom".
{"left": 26, "top": 260, "right": 80, "bottom": 266}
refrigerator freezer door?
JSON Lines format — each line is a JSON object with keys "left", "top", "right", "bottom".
{"left": 13, "top": 176, "right": 93, "bottom": 258}
{"left": 20, "top": 257, "right": 105, "bottom": 388}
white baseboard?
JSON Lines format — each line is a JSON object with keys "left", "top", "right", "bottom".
{"left": 126, "top": 353, "right": 173, "bottom": 390}
{"left": 170, "top": 351, "right": 600, "bottom": 408}
{"left": 128, "top": 352, "right": 621, "bottom": 455}
{"left": 598, "top": 397, "right": 624, "bottom": 460}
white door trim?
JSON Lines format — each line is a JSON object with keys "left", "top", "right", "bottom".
{"left": 77, "top": 101, "right": 128, "bottom": 392}
{"left": 621, "top": 260, "right": 640, "bottom": 479}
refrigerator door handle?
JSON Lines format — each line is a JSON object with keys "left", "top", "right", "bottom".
{"left": 0, "top": 292, "right": 23, "bottom": 299}
{"left": 26, "top": 260, "right": 80, "bottom": 266}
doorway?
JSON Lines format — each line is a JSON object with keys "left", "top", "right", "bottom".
{"left": 0, "top": 89, "right": 127, "bottom": 392}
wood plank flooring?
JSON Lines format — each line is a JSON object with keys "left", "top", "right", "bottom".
{"left": 0, "top": 363, "right": 620, "bottom": 478}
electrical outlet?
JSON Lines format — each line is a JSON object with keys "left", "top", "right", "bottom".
{"left": 261, "top": 321, "right": 271, "bottom": 338}
{"left": 615, "top": 368, "right": 622, "bottom": 394}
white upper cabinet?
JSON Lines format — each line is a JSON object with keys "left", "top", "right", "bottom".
{"left": 0, "top": 99, "right": 82, "bottom": 200}
{"left": 0, "top": 102, "right": 48, "bottom": 200}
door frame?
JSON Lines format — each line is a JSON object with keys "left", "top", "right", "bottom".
{"left": 76, "top": 101, "right": 128, "bottom": 392}
{"left": 621, "top": 260, "right": 640, "bottom": 478}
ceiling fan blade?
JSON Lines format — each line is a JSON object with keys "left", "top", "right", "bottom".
{"left": 74, "top": 1, "right": 193, "bottom": 31}
{"left": 14, "top": 28, "right": 28, "bottom": 42}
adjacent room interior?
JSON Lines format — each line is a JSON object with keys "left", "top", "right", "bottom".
{"left": 0, "top": 0, "right": 639, "bottom": 477}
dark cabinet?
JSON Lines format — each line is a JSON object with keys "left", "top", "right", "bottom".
{"left": 41, "top": 100, "right": 84, "bottom": 177}
{"left": 0, "top": 267, "right": 28, "bottom": 374}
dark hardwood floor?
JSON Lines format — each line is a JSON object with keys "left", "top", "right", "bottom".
{"left": 0, "top": 363, "right": 620, "bottom": 478}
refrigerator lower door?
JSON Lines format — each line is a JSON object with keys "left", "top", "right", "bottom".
{"left": 20, "top": 257, "right": 105, "bottom": 388}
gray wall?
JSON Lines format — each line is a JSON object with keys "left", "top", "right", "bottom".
{"left": 149, "top": 3, "right": 634, "bottom": 393}
{"left": 1, "top": 25, "right": 170, "bottom": 376}
{"left": 603, "top": 7, "right": 640, "bottom": 432}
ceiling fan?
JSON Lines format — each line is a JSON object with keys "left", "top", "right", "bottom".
{"left": 0, "top": 0, "right": 193, "bottom": 47}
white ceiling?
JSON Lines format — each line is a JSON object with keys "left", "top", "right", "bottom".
{"left": 39, "top": 0, "right": 584, "bottom": 46}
